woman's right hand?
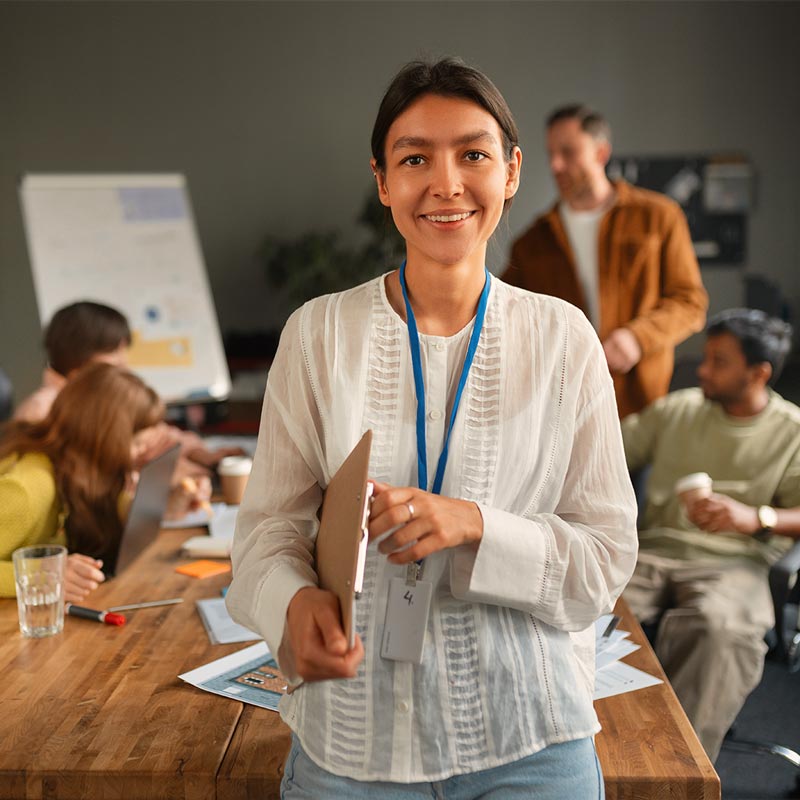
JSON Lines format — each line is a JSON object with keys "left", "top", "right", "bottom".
{"left": 163, "top": 475, "right": 212, "bottom": 520}
{"left": 279, "top": 587, "right": 364, "bottom": 682}
{"left": 131, "top": 423, "right": 183, "bottom": 470}
{"left": 64, "top": 554, "right": 105, "bottom": 603}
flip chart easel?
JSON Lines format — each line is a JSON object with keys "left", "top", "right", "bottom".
{"left": 19, "top": 173, "right": 231, "bottom": 403}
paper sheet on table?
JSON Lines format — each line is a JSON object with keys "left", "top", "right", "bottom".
{"left": 595, "top": 614, "right": 616, "bottom": 637}
{"left": 175, "top": 505, "right": 236, "bottom": 556}
{"left": 208, "top": 504, "right": 238, "bottom": 538}
{"left": 597, "top": 628, "right": 631, "bottom": 652}
{"left": 593, "top": 661, "right": 663, "bottom": 700}
{"left": 594, "top": 614, "right": 630, "bottom": 647}
{"left": 161, "top": 502, "right": 226, "bottom": 529}
{"left": 179, "top": 641, "right": 286, "bottom": 712}
{"left": 596, "top": 639, "right": 641, "bottom": 671}
{"left": 162, "top": 503, "right": 237, "bottom": 539}
{"left": 196, "top": 597, "right": 260, "bottom": 644}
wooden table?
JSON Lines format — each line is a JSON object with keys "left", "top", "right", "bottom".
{"left": 0, "top": 529, "right": 719, "bottom": 799}
{"left": 0, "top": 528, "right": 285, "bottom": 800}
{"left": 595, "top": 600, "right": 720, "bottom": 799}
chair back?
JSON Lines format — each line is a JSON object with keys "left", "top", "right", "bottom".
{"left": 0, "top": 368, "right": 13, "bottom": 422}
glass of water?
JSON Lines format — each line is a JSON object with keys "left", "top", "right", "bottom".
{"left": 12, "top": 544, "right": 66, "bottom": 638}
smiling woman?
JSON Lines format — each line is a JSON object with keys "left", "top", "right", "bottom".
{"left": 373, "top": 94, "right": 521, "bottom": 321}
{"left": 226, "top": 57, "right": 638, "bottom": 799}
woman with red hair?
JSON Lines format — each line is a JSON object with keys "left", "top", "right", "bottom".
{"left": 0, "top": 362, "right": 194, "bottom": 602}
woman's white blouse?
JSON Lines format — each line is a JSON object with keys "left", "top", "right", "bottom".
{"left": 227, "top": 274, "right": 638, "bottom": 782}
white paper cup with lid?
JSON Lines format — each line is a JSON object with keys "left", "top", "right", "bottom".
{"left": 674, "top": 472, "right": 713, "bottom": 511}
{"left": 218, "top": 456, "right": 253, "bottom": 505}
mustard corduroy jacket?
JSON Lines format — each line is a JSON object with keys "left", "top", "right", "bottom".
{"left": 503, "top": 180, "right": 708, "bottom": 418}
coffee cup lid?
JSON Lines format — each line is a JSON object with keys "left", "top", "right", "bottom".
{"left": 674, "top": 472, "right": 712, "bottom": 494}
{"left": 218, "top": 456, "right": 253, "bottom": 476}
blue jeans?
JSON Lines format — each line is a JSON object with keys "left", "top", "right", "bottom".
{"left": 281, "top": 735, "right": 605, "bottom": 799}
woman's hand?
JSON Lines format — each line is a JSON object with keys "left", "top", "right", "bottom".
{"left": 172, "top": 456, "right": 212, "bottom": 485}
{"left": 185, "top": 445, "right": 247, "bottom": 469}
{"left": 164, "top": 475, "right": 212, "bottom": 520}
{"left": 368, "top": 481, "right": 484, "bottom": 564}
{"left": 131, "top": 423, "right": 183, "bottom": 469}
{"left": 64, "top": 554, "right": 105, "bottom": 603}
{"left": 279, "top": 587, "right": 364, "bottom": 682}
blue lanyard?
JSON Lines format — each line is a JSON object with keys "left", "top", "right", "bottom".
{"left": 399, "top": 261, "right": 491, "bottom": 495}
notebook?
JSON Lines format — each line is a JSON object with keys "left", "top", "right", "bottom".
{"left": 315, "top": 430, "right": 373, "bottom": 650}
{"left": 107, "top": 443, "right": 181, "bottom": 576}
{"left": 195, "top": 597, "right": 260, "bottom": 645}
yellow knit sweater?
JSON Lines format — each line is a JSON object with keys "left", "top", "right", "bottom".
{"left": 0, "top": 452, "right": 66, "bottom": 597}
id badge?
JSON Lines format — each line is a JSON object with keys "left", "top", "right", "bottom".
{"left": 380, "top": 567, "right": 432, "bottom": 664}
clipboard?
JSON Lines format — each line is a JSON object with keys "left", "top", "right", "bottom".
{"left": 315, "top": 430, "right": 373, "bottom": 649}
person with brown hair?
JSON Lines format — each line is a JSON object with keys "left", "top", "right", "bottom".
{"left": 0, "top": 362, "right": 205, "bottom": 602}
{"left": 228, "top": 58, "right": 636, "bottom": 797}
{"left": 14, "top": 300, "right": 243, "bottom": 476}
{"left": 14, "top": 301, "right": 132, "bottom": 424}
{"left": 503, "top": 104, "right": 708, "bottom": 418}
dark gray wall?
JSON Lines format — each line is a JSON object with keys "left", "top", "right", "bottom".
{"left": 2, "top": 1, "right": 799, "bottom": 397}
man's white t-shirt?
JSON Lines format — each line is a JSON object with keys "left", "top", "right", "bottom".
{"left": 559, "top": 199, "right": 610, "bottom": 331}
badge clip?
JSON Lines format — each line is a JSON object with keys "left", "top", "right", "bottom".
{"left": 405, "top": 562, "right": 420, "bottom": 587}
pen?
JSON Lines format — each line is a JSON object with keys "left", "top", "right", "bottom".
{"left": 107, "top": 598, "right": 184, "bottom": 612}
{"left": 65, "top": 603, "right": 126, "bottom": 626}
{"left": 601, "top": 615, "right": 621, "bottom": 639}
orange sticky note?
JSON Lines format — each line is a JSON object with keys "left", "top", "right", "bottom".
{"left": 175, "top": 560, "right": 232, "bottom": 579}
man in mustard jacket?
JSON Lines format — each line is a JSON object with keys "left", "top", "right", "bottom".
{"left": 503, "top": 105, "right": 708, "bottom": 418}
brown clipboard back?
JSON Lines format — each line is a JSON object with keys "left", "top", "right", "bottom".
{"left": 315, "top": 430, "right": 372, "bottom": 648}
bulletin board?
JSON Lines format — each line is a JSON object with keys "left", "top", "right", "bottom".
{"left": 606, "top": 156, "right": 752, "bottom": 265}
{"left": 19, "top": 173, "right": 231, "bottom": 403}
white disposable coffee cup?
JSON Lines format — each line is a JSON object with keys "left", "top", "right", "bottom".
{"left": 674, "top": 472, "right": 713, "bottom": 509}
{"left": 218, "top": 456, "right": 253, "bottom": 505}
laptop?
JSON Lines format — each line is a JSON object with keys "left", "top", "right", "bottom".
{"left": 106, "top": 443, "right": 181, "bottom": 576}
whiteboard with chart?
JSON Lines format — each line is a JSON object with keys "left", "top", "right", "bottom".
{"left": 19, "top": 174, "right": 230, "bottom": 403}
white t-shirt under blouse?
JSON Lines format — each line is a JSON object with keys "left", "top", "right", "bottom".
{"left": 227, "top": 273, "right": 638, "bottom": 782}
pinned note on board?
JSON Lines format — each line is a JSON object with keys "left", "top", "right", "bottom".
{"left": 19, "top": 173, "right": 231, "bottom": 404}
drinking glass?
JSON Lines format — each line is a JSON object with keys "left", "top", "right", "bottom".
{"left": 12, "top": 544, "right": 66, "bottom": 638}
